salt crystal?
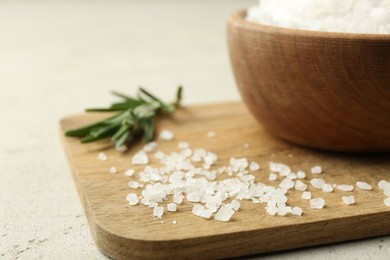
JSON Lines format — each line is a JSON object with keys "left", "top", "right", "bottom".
{"left": 124, "top": 169, "right": 135, "bottom": 177}
{"left": 172, "top": 220, "right": 177, "bottom": 224}
{"left": 153, "top": 206, "right": 164, "bottom": 218}
{"left": 292, "top": 206, "right": 303, "bottom": 216}
{"left": 167, "top": 203, "right": 177, "bottom": 212}
{"left": 277, "top": 206, "right": 291, "bottom": 216}
{"left": 230, "top": 200, "right": 240, "bottom": 211}
{"left": 98, "top": 152, "right": 107, "bottom": 161}
{"left": 192, "top": 204, "right": 204, "bottom": 216}
{"left": 384, "top": 198, "right": 390, "bottom": 207}
{"left": 109, "top": 167, "right": 117, "bottom": 174}
{"left": 266, "top": 206, "right": 278, "bottom": 216}
{"left": 356, "top": 181, "right": 372, "bottom": 190}
{"left": 287, "top": 173, "right": 297, "bottom": 179}
{"left": 322, "top": 184, "right": 333, "bottom": 193}
{"left": 301, "top": 191, "right": 311, "bottom": 200}
{"left": 178, "top": 142, "right": 189, "bottom": 150}
{"left": 310, "top": 178, "right": 325, "bottom": 189}
{"left": 126, "top": 193, "right": 139, "bottom": 205}
{"left": 294, "top": 180, "right": 307, "bottom": 191}
{"left": 342, "top": 195, "right": 355, "bottom": 205}
{"left": 311, "top": 166, "right": 322, "bottom": 174}
{"left": 310, "top": 198, "right": 325, "bottom": 209}
{"left": 128, "top": 181, "right": 140, "bottom": 189}
{"left": 378, "top": 180, "right": 390, "bottom": 191}
{"left": 337, "top": 185, "right": 354, "bottom": 192}
{"left": 187, "top": 192, "right": 201, "bottom": 202}
{"left": 215, "top": 204, "right": 235, "bottom": 222}
{"left": 279, "top": 178, "right": 295, "bottom": 190}
{"left": 159, "top": 130, "right": 174, "bottom": 141}
{"left": 200, "top": 209, "right": 213, "bottom": 219}
{"left": 297, "top": 171, "right": 306, "bottom": 179}
{"left": 143, "top": 142, "right": 157, "bottom": 152}
{"left": 173, "top": 194, "right": 183, "bottom": 204}
{"left": 207, "top": 131, "right": 216, "bottom": 138}
{"left": 269, "top": 173, "right": 277, "bottom": 181}
{"left": 132, "top": 151, "right": 149, "bottom": 165}
{"left": 249, "top": 162, "right": 260, "bottom": 171}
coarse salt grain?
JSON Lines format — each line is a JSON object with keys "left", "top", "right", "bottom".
{"left": 311, "top": 166, "right": 322, "bottom": 174}
{"left": 356, "top": 181, "right": 372, "bottom": 190}
{"left": 249, "top": 162, "right": 260, "bottom": 171}
{"left": 297, "top": 171, "right": 306, "bottom": 179}
{"left": 159, "top": 130, "right": 174, "bottom": 141}
{"left": 291, "top": 206, "right": 303, "bottom": 216}
{"left": 337, "top": 185, "right": 354, "bottom": 192}
{"left": 98, "top": 152, "right": 107, "bottom": 161}
{"left": 167, "top": 203, "right": 177, "bottom": 212}
{"left": 301, "top": 191, "right": 311, "bottom": 200}
{"left": 124, "top": 169, "right": 135, "bottom": 177}
{"left": 153, "top": 206, "right": 164, "bottom": 218}
{"left": 172, "top": 220, "right": 177, "bottom": 224}
{"left": 342, "top": 195, "right": 355, "bottom": 205}
{"left": 384, "top": 198, "right": 390, "bottom": 207}
{"left": 310, "top": 178, "right": 325, "bottom": 189}
{"left": 269, "top": 173, "right": 277, "bottom": 181}
{"left": 143, "top": 142, "right": 157, "bottom": 152}
{"left": 200, "top": 209, "right": 213, "bottom": 219}
{"left": 192, "top": 204, "right": 204, "bottom": 217}
{"left": 128, "top": 181, "right": 140, "bottom": 189}
{"left": 132, "top": 151, "right": 149, "bottom": 165}
{"left": 126, "top": 193, "right": 139, "bottom": 205}
{"left": 279, "top": 178, "right": 295, "bottom": 190}
{"left": 322, "top": 184, "right": 333, "bottom": 193}
{"left": 378, "top": 180, "right": 390, "bottom": 191}
{"left": 215, "top": 204, "right": 235, "bottom": 222}
{"left": 109, "top": 167, "right": 117, "bottom": 174}
{"left": 173, "top": 194, "right": 184, "bottom": 204}
{"left": 310, "top": 198, "right": 325, "bottom": 209}
{"left": 230, "top": 200, "right": 240, "bottom": 211}
{"left": 294, "top": 180, "right": 307, "bottom": 191}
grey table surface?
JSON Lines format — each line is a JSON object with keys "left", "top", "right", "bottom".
{"left": 0, "top": 0, "right": 389, "bottom": 259}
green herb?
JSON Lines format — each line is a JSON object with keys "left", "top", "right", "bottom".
{"left": 65, "top": 86, "right": 183, "bottom": 150}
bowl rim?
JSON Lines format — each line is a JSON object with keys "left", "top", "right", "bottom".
{"left": 229, "top": 9, "right": 390, "bottom": 41}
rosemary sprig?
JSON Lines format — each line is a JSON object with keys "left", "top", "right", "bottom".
{"left": 65, "top": 86, "right": 183, "bottom": 150}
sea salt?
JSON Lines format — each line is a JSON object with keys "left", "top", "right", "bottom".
{"left": 98, "top": 152, "right": 107, "bottom": 161}
{"left": 200, "top": 209, "right": 213, "bottom": 219}
{"left": 279, "top": 178, "right": 295, "bottom": 190}
{"left": 310, "top": 198, "right": 325, "bottom": 209}
{"left": 159, "top": 130, "right": 174, "bottom": 141}
{"left": 322, "top": 184, "right": 333, "bottom": 193}
{"left": 230, "top": 200, "right": 241, "bottom": 211}
{"left": 153, "top": 206, "right": 164, "bottom": 218}
{"left": 384, "top": 198, "right": 390, "bottom": 207}
{"left": 291, "top": 206, "right": 303, "bottom": 216}
{"left": 109, "top": 167, "right": 117, "bottom": 174}
{"left": 126, "top": 193, "right": 139, "bottom": 205}
{"left": 356, "top": 181, "right": 372, "bottom": 190}
{"left": 297, "top": 171, "right": 306, "bottom": 179}
{"left": 192, "top": 204, "right": 204, "bottom": 216}
{"left": 301, "top": 191, "right": 311, "bottom": 200}
{"left": 143, "top": 142, "right": 157, "bottom": 152}
{"left": 132, "top": 151, "right": 149, "bottom": 165}
{"left": 311, "top": 166, "right": 322, "bottom": 175}
{"left": 269, "top": 173, "right": 277, "bottom": 181}
{"left": 337, "top": 185, "right": 354, "bottom": 192}
{"left": 249, "top": 162, "right": 260, "bottom": 171}
{"left": 173, "top": 194, "right": 184, "bottom": 204}
{"left": 246, "top": 0, "right": 390, "bottom": 34}
{"left": 310, "top": 178, "right": 325, "bottom": 189}
{"left": 124, "top": 169, "right": 135, "bottom": 177}
{"left": 167, "top": 203, "right": 177, "bottom": 212}
{"left": 128, "top": 181, "right": 140, "bottom": 189}
{"left": 215, "top": 204, "right": 235, "bottom": 222}
{"left": 342, "top": 195, "right": 355, "bottom": 205}
{"left": 294, "top": 180, "right": 307, "bottom": 191}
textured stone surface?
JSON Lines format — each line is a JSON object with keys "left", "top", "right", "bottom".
{"left": 0, "top": 1, "right": 389, "bottom": 259}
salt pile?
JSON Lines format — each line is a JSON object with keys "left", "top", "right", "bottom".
{"left": 246, "top": 0, "right": 390, "bottom": 34}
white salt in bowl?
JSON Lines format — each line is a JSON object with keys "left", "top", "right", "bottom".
{"left": 227, "top": 10, "right": 390, "bottom": 152}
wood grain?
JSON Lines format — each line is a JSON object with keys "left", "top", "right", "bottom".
{"left": 61, "top": 102, "right": 390, "bottom": 259}
{"left": 227, "top": 10, "right": 390, "bottom": 152}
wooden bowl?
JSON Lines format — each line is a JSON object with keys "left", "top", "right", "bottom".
{"left": 227, "top": 10, "right": 390, "bottom": 152}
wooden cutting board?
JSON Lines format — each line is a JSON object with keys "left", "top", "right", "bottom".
{"left": 60, "top": 102, "right": 390, "bottom": 260}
